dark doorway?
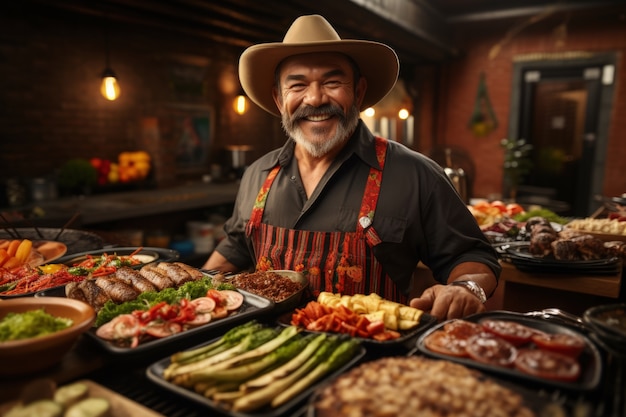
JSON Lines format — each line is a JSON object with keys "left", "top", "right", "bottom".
{"left": 508, "top": 54, "right": 616, "bottom": 217}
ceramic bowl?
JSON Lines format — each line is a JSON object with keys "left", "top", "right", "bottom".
{"left": 0, "top": 297, "right": 95, "bottom": 376}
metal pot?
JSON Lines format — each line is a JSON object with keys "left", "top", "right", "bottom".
{"left": 444, "top": 148, "right": 468, "bottom": 203}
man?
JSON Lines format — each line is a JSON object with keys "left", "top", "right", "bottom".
{"left": 204, "top": 15, "right": 501, "bottom": 320}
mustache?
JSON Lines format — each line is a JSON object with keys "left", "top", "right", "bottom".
{"left": 292, "top": 104, "right": 346, "bottom": 121}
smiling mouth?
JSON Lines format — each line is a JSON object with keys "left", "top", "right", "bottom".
{"left": 305, "top": 114, "right": 333, "bottom": 122}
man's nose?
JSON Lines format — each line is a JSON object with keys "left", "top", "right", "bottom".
{"left": 303, "top": 83, "right": 329, "bottom": 107}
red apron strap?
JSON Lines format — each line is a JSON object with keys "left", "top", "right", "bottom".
{"left": 246, "top": 164, "right": 281, "bottom": 235}
{"left": 357, "top": 136, "right": 387, "bottom": 245}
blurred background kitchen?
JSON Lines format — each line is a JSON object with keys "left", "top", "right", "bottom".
{"left": 1, "top": 0, "right": 625, "bottom": 264}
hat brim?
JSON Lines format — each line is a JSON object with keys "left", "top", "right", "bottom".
{"left": 239, "top": 40, "right": 399, "bottom": 117}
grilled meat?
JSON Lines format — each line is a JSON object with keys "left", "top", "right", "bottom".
{"left": 529, "top": 232, "right": 557, "bottom": 256}
{"left": 173, "top": 262, "right": 204, "bottom": 281}
{"left": 570, "top": 234, "right": 606, "bottom": 260}
{"left": 72, "top": 279, "right": 111, "bottom": 312}
{"left": 95, "top": 276, "right": 140, "bottom": 303}
{"left": 115, "top": 267, "right": 158, "bottom": 293}
{"left": 551, "top": 239, "right": 578, "bottom": 260}
{"left": 155, "top": 262, "right": 195, "bottom": 286}
{"left": 139, "top": 264, "right": 175, "bottom": 290}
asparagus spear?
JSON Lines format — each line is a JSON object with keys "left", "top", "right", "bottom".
{"left": 231, "top": 336, "right": 342, "bottom": 412}
{"left": 168, "top": 328, "right": 279, "bottom": 384}
{"left": 180, "top": 326, "right": 301, "bottom": 386}
{"left": 206, "top": 335, "right": 306, "bottom": 383}
{"left": 270, "top": 338, "right": 361, "bottom": 408}
{"left": 170, "top": 320, "right": 262, "bottom": 364}
{"left": 241, "top": 333, "right": 326, "bottom": 391}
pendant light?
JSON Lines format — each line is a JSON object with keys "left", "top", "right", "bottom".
{"left": 233, "top": 91, "right": 248, "bottom": 115}
{"left": 100, "top": 21, "right": 120, "bottom": 101}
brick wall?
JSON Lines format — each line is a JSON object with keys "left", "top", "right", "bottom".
{"left": 0, "top": 6, "right": 283, "bottom": 197}
{"left": 427, "top": 9, "right": 626, "bottom": 200}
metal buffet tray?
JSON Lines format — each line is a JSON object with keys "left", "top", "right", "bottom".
{"left": 414, "top": 311, "right": 603, "bottom": 391}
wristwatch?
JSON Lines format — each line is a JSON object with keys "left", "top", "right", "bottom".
{"left": 451, "top": 280, "right": 487, "bottom": 303}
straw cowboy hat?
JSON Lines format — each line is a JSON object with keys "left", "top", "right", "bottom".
{"left": 238, "top": 14, "right": 399, "bottom": 116}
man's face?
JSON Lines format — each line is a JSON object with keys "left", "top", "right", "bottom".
{"left": 273, "top": 52, "right": 366, "bottom": 158}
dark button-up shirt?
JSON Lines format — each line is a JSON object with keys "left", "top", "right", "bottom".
{"left": 215, "top": 120, "right": 501, "bottom": 294}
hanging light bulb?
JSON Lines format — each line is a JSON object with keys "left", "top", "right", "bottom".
{"left": 233, "top": 92, "right": 248, "bottom": 115}
{"left": 100, "top": 67, "right": 120, "bottom": 101}
{"left": 398, "top": 108, "right": 410, "bottom": 120}
{"left": 100, "top": 19, "right": 120, "bottom": 101}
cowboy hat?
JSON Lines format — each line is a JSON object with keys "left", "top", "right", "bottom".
{"left": 238, "top": 14, "right": 399, "bottom": 116}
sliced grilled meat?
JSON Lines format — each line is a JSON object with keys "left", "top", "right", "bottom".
{"left": 529, "top": 232, "right": 557, "bottom": 257}
{"left": 65, "top": 281, "right": 88, "bottom": 303}
{"left": 173, "top": 262, "right": 204, "bottom": 281}
{"left": 140, "top": 264, "right": 175, "bottom": 290}
{"left": 115, "top": 267, "right": 158, "bottom": 293}
{"left": 571, "top": 234, "right": 606, "bottom": 260}
{"left": 155, "top": 262, "right": 194, "bottom": 286}
{"left": 95, "top": 276, "right": 140, "bottom": 303}
{"left": 551, "top": 239, "right": 578, "bottom": 260}
{"left": 76, "top": 279, "right": 112, "bottom": 312}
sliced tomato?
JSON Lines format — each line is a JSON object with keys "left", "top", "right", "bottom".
{"left": 366, "top": 320, "right": 385, "bottom": 335}
{"left": 466, "top": 333, "right": 517, "bottom": 367}
{"left": 443, "top": 319, "right": 484, "bottom": 340}
{"left": 515, "top": 348, "right": 581, "bottom": 382}
{"left": 423, "top": 330, "right": 470, "bottom": 357}
{"left": 190, "top": 297, "right": 217, "bottom": 314}
{"left": 186, "top": 312, "right": 212, "bottom": 327}
{"left": 144, "top": 321, "right": 182, "bottom": 338}
{"left": 220, "top": 290, "right": 244, "bottom": 311}
{"left": 480, "top": 319, "right": 536, "bottom": 346}
{"left": 211, "top": 305, "right": 229, "bottom": 319}
{"left": 531, "top": 332, "right": 586, "bottom": 358}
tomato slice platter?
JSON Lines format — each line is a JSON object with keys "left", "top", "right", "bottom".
{"left": 415, "top": 311, "right": 602, "bottom": 391}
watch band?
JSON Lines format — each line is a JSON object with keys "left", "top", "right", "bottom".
{"left": 451, "top": 280, "right": 487, "bottom": 303}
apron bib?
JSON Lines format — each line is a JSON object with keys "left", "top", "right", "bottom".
{"left": 245, "top": 137, "right": 406, "bottom": 303}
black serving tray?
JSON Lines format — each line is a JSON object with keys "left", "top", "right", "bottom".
{"left": 415, "top": 311, "right": 602, "bottom": 391}
{"left": 145, "top": 334, "right": 366, "bottom": 417}
{"left": 505, "top": 244, "right": 621, "bottom": 275}
{"left": 84, "top": 289, "right": 274, "bottom": 355}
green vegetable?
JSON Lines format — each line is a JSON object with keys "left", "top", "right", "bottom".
{"left": 231, "top": 335, "right": 342, "bottom": 412}
{"left": 203, "top": 335, "right": 306, "bottom": 383}
{"left": 171, "top": 321, "right": 263, "bottom": 365}
{"left": 0, "top": 309, "right": 73, "bottom": 342}
{"left": 242, "top": 333, "right": 326, "bottom": 390}
{"left": 271, "top": 338, "right": 360, "bottom": 408}
{"left": 514, "top": 208, "right": 569, "bottom": 225}
{"left": 168, "top": 328, "right": 280, "bottom": 385}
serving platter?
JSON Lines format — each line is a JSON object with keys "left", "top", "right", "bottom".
{"left": 84, "top": 289, "right": 274, "bottom": 355}
{"left": 145, "top": 336, "right": 366, "bottom": 417}
{"left": 504, "top": 244, "right": 621, "bottom": 275}
{"left": 56, "top": 246, "right": 179, "bottom": 268}
{"left": 415, "top": 311, "right": 602, "bottom": 391}
{"left": 0, "top": 239, "right": 67, "bottom": 267}
{"left": 0, "top": 228, "right": 105, "bottom": 255}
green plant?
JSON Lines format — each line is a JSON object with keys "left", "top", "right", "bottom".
{"left": 57, "top": 158, "right": 98, "bottom": 193}
{"left": 500, "top": 138, "right": 532, "bottom": 195}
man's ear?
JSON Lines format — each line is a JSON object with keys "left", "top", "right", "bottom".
{"left": 272, "top": 87, "right": 284, "bottom": 114}
{"left": 355, "top": 77, "right": 367, "bottom": 108}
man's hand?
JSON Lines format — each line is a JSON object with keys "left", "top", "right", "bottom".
{"left": 409, "top": 284, "right": 486, "bottom": 321}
